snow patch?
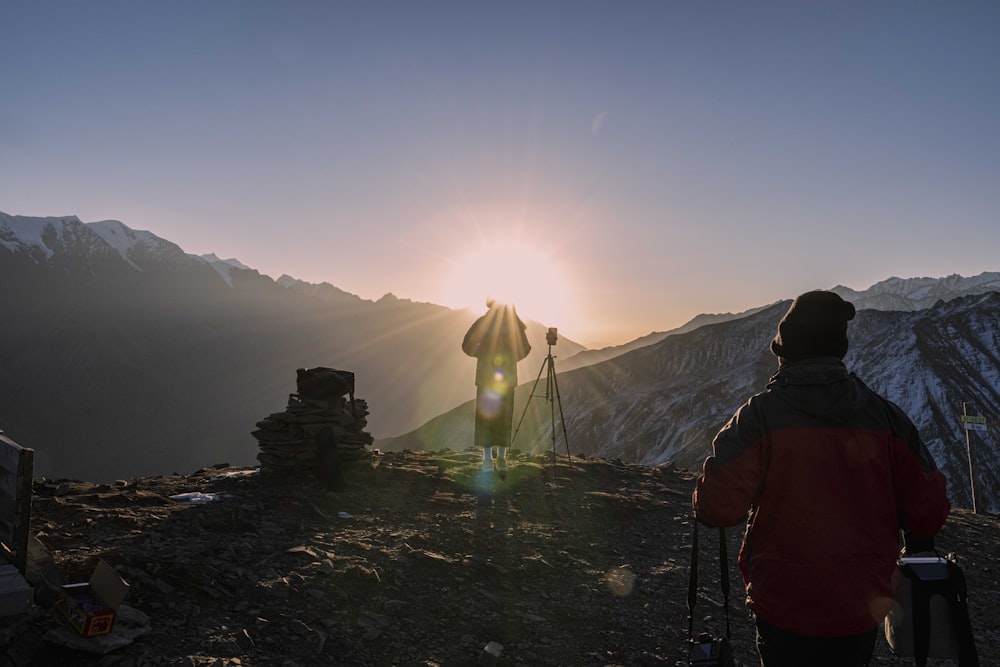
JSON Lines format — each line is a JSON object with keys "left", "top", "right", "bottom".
{"left": 0, "top": 212, "right": 79, "bottom": 259}
{"left": 197, "top": 253, "right": 253, "bottom": 287}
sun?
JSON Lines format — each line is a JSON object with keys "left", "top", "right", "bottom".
{"left": 441, "top": 240, "right": 573, "bottom": 329}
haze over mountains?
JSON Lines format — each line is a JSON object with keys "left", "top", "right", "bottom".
{"left": 2, "top": 212, "right": 999, "bottom": 513}
{"left": 0, "top": 213, "right": 585, "bottom": 481}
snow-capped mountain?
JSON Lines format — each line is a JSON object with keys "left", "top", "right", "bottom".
{"left": 385, "top": 294, "right": 1000, "bottom": 513}
{"left": 0, "top": 212, "right": 248, "bottom": 282}
{"left": 832, "top": 274, "right": 1000, "bottom": 312}
{"left": 558, "top": 273, "right": 1000, "bottom": 372}
{"left": 1, "top": 213, "right": 186, "bottom": 269}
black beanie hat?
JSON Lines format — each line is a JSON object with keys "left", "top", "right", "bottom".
{"left": 770, "top": 291, "right": 856, "bottom": 362}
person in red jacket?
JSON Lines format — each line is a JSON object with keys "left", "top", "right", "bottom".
{"left": 462, "top": 298, "right": 531, "bottom": 472}
{"left": 692, "top": 290, "right": 950, "bottom": 667}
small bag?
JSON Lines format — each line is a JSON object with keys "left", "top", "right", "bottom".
{"left": 689, "top": 631, "right": 736, "bottom": 666}
{"left": 884, "top": 553, "right": 979, "bottom": 667}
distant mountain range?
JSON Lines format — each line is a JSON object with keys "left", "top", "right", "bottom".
{"left": 384, "top": 288, "right": 1000, "bottom": 512}
{"left": 3, "top": 211, "right": 999, "bottom": 512}
{"left": 0, "top": 212, "right": 584, "bottom": 481}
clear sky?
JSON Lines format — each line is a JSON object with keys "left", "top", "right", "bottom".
{"left": 2, "top": 2, "right": 998, "bottom": 347}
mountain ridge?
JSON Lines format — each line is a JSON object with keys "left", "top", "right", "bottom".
{"left": 3, "top": 211, "right": 999, "bottom": 512}
{"left": 382, "top": 293, "right": 1000, "bottom": 512}
{"left": 0, "top": 212, "right": 585, "bottom": 482}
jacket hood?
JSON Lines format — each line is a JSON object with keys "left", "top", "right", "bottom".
{"left": 765, "top": 358, "right": 865, "bottom": 424}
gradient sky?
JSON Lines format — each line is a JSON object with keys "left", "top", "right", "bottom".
{"left": 2, "top": 2, "right": 998, "bottom": 347}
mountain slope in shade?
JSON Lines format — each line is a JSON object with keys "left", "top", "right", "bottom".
{"left": 0, "top": 213, "right": 584, "bottom": 482}
{"left": 381, "top": 292, "right": 1000, "bottom": 512}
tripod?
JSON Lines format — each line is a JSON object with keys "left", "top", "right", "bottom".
{"left": 512, "top": 335, "right": 572, "bottom": 469}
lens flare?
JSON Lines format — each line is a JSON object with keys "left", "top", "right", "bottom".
{"left": 476, "top": 389, "right": 504, "bottom": 419}
{"left": 605, "top": 565, "right": 636, "bottom": 597}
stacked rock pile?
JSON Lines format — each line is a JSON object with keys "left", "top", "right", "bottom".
{"left": 252, "top": 367, "right": 373, "bottom": 477}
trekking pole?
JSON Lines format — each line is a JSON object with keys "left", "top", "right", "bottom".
{"left": 687, "top": 521, "right": 732, "bottom": 639}
{"left": 687, "top": 519, "right": 699, "bottom": 642}
{"left": 720, "top": 526, "right": 731, "bottom": 639}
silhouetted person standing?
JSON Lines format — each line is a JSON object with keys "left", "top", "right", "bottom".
{"left": 692, "top": 291, "right": 950, "bottom": 667}
{"left": 462, "top": 299, "right": 531, "bottom": 472}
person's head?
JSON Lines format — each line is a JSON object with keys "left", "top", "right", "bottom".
{"left": 485, "top": 297, "right": 518, "bottom": 315}
{"left": 770, "top": 290, "right": 856, "bottom": 363}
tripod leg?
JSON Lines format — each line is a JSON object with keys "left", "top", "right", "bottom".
{"left": 511, "top": 356, "right": 548, "bottom": 448}
{"left": 547, "top": 357, "right": 557, "bottom": 468}
{"left": 549, "top": 358, "right": 572, "bottom": 465}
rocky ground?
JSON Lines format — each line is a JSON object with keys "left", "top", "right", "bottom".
{"left": 4, "top": 449, "right": 999, "bottom": 666}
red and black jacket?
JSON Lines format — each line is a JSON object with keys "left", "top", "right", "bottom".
{"left": 692, "top": 358, "right": 950, "bottom": 636}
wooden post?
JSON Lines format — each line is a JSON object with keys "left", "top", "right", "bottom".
{"left": 962, "top": 402, "right": 982, "bottom": 514}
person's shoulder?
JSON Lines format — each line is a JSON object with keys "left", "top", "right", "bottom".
{"left": 466, "top": 313, "right": 488, "bottom": 330}
{"left": 852, "top": 377, "right": 918, "bottom": 429}
{"left": 746, "top": 384, "right": 776, "bottom": 405}
{"left": 729, "top": 389, "right": 772, "bottom": 420}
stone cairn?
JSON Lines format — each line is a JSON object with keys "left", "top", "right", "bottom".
{"left": 253, "top": 367, "right": 373, "bottom": 476}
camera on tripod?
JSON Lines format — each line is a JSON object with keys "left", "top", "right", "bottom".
{"left": 510, "top": 324, "right": 571, "bottom": 466}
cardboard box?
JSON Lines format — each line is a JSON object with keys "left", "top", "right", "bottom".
{"left": 54, "top": 560, "right": 129, "bottom": 637}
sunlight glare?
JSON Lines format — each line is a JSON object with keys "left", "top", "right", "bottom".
{"left": 442, "top": 241, "right": 572, "bottom": 329}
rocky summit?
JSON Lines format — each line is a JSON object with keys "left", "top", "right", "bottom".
{"left": 6, "top": 450, "right": 999, "bottom": 666}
